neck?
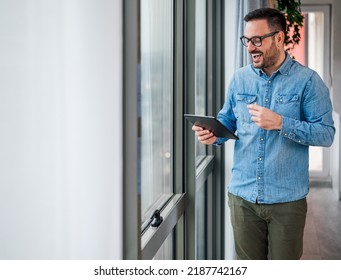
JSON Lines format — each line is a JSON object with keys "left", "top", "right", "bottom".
{"left": 263, "top": 51, "right": 286, "bottom": 76}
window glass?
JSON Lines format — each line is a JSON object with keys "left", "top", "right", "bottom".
{"left": 140, "top": 0, "right": 174, "bottom": 226}
{"left": 195, "top": 0, "right": 207, "bottom": 164}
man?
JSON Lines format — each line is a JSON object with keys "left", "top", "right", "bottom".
{"left": 192, "top": 8, "right": 335, "bottom": 260}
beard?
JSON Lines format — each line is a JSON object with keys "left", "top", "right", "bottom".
{"left": 250, "top": 41, "right": 281, "bottom": 71}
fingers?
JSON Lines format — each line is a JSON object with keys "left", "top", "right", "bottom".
{"left": 246, "top": 104, "right": 282, "bottom": 130}
{"left": 192, "top": 125, "right": 203, "bottom": 132}
{"left": 247, "top": 103, "right": 259, "bottom": 109}
{"left": 247, "top": 103, "right": 260, "bottom": 113}
{"left": 191, "top": 125, "right": 216, "bottom": 144}
{"left": 199, "top": 132, "right": 217, "bottom": 144}
{"left": 198, "top": 130, "right": 214, "bottom": 140}
{"left": 192, "top": 125, "right": 211, "bottom": 138}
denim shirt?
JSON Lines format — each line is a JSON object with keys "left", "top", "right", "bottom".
{"left": 216, "top": 54, "right": 335, "bottom": 204}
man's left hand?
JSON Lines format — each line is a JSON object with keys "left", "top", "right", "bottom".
{"left": 247, "top": 103, "right": 282, "bottom": 130}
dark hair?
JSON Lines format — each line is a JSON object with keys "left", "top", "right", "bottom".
{"left": 244, "top": 8, "right": 286, "bottom": 33}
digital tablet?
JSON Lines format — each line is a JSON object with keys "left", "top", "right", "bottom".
{"left": 184, "top": 114, "right": 239, "bottom": 140}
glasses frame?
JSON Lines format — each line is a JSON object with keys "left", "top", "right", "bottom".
{"left": 240, "top": 31, "right": 280, "bottom": 47}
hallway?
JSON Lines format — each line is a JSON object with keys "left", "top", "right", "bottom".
{"left": 302, "top": 181, "right": 341, "bottom": 260}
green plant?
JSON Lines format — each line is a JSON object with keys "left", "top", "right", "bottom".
{"left": 276, "top": 0, "right": 304, "bottom": 55}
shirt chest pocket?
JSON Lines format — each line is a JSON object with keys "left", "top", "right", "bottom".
{"left": 275, "top": 94, "right": 300, "bottom": 118}
{"left": 234, "top": 93, "right": 257, "bottom": 123}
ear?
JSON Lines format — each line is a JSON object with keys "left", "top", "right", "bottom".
{"left": 277, "top": 30, "right": 285, "bottom": 45}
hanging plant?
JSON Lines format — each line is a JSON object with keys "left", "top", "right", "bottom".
{"left": 276, "top": 0, "right": 304, "bottom": 56}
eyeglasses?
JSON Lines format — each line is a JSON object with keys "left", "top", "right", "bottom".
{"left": 240, "top": 31, "right": 280, "bottom": 47}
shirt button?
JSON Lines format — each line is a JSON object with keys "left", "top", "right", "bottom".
{"left": 284, "top": 133, "right": 288, "bottom": 136}
{"left": 265, "top": 98, "right": 269, "bottom": 102}
{"left": 268, "top": 80, "right": 271, "bottom": 84}
{"left": 260, "top": 138, "right": 264, "bottom": 141}
{"left": 258, "top": 177, "right": 261, "bottom": 180}
{"left": 280, "top": 98, "right": 283, "bottom": 102}
{"left": 259, "top": 157, "right": 262, "bottom": 161}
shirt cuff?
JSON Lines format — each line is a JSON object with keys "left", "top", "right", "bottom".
{"left": 280, "top": 116, "right": 293, "bottom": 137}
{"left": 280, "top": 116, "right": 304, "bottom": 144}
{"left": 213, "top": 137, "right": 227, "bottom": 146}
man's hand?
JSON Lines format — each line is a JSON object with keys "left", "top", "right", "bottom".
{"left": 247, "top": 103, "right": 282, "bottom": 130}
{"left": 192, "top": 125, "right": 217, "bottom": 145}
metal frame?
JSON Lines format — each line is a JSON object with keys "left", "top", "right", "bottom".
{"left": 184, "top": 0, "right": 197, "bottom": 260}
{"left": 173, "top": 0, "right": 186, "bottom": 260}
{"left": 209, "top": 0, "right": 226, "bottom": 260}
{"left": 123, "top": 0, "right": 141, "bottom": 260}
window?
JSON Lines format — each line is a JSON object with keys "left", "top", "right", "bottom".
{"left": 195, "top": 0, "right": 207, "bottom": 164}
{"left": 140, "top": 0, "right": 174, "bottom": 228}
{"left": 123, "top": 0, "right": 226, "bottom": 260}
{"left": 298, "top": 6, "right": 332, "bottom": 179}
{"left": 306, "top": 11, "right": 328, "bottom": 177}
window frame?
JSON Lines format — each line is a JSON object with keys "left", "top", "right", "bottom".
{"left": 123, "top": 0, "right": 226, "bottom": 260}
{"left": 123, "top": 0, "right": 187, "bottom": 260}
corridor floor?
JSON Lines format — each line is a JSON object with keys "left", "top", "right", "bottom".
{"left": 301, "top": 181, "right": 341, "bottom": 260}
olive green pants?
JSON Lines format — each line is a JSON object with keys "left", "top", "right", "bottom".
{"left": 228, "top": 192, "right": 307, "bottom": 260}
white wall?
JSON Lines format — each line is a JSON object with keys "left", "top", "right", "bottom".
{"left": 0, "top": 0, "right": 123, "bottom": 259}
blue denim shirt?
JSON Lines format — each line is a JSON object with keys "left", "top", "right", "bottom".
{"left": 216, "top": 54, "right": 335, "bottom": 204}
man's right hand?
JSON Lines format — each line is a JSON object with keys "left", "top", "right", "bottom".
{"left": 192, "top": 125, "right": 217, "bottom": 145}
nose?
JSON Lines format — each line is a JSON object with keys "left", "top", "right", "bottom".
{"left": 247, "top": 42, "right": 256, "bottom": 52}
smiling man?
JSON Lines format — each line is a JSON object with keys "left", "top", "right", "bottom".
{"left": 192, "top": 8, "right": 335, "bottom": 260}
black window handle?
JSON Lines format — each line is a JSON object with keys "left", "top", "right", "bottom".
{"left": 150, "top": 209, "right": 163, "bottom": 227}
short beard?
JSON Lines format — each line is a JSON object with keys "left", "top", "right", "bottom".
{"left": 259, "top": 41, "right": 280, "bottom": 71}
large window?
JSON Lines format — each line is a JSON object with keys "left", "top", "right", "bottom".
{"left": 140, "top": 0, "right": 174, "bottom": 228}
{"left": 123, "top": 0, "right": 226, "bottom": 260}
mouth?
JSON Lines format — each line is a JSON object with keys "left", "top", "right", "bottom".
{"left": 251, "top": 52, "right": 262, "bottom": 62}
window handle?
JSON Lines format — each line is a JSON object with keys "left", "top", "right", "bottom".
{"left": 150, "top": 209, "right": 163, "bottom": 227}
